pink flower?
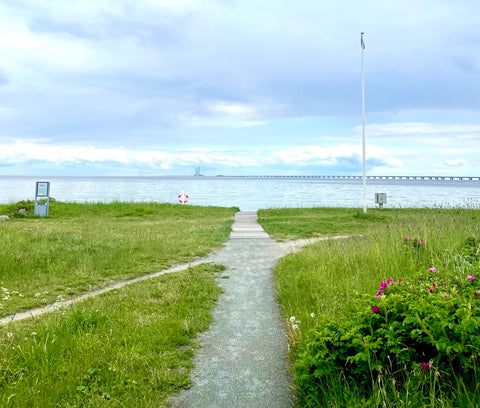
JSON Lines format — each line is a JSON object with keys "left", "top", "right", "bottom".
{"left": 428, "top": 267, "right": 436, "bottom": 273}
{"left": 419, "top": 238, "right": 424, "bottom": 245}
{"left": 474, "top": 290, "right": 480, "bottom": 298}
{"left": 420, "top": 362, "right": 431, "bottom": 371}
{"left": 371, "top": 306, "right": 380, "bottom": 314}
{"left": 375, "top": 292, "right": 383, "bottom": 299}
{"left": 378, "top": 281, "right": 387, "bottom": 291}
{"left": 398, "top": 279, "right": 402, "bottom": 284}
{"left": 468, "top": 274, "right": 476, "bottom": 281}
{"left": 387, "top": 279, "right": 394, "bottom": 285}
{"left": 404, "top": 237, "right": 409, "bottom": 242}
{"left": 429, "top": 287, "right": 434, "bottom": 293}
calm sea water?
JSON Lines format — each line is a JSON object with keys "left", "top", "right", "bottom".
{"left": 0, "top": 176, "right": 479, "bottom": 211}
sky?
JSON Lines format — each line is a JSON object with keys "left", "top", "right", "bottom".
{"left": 0, "top": 0, "right": 479, "bottom": 177}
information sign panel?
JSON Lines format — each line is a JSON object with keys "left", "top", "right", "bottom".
{"left": 36, "top": 182, "right": 50, "bottom": 197}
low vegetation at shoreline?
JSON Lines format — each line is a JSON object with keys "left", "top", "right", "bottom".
{"left": 0, "top": 263, "right": 223, "bottom": 407}
{"left": 260, "top": 207, "right": 480, "bottom": 407}
{"left": 0, "top": 201, "right": 237, "bottom": 317}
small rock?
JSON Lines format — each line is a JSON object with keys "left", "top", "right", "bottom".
{"left": 0, "top": 215, "right": 9, "bottom": 221}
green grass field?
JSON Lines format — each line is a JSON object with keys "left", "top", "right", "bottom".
{"left": 0, "top": 263, "right": 223, "bottom": 407}
{"left": 0, "top": 201, "right": 237, "bottom": 317}
{"left": 0, "top": 201, "right": 237, "bottom": 407}
{"left": 259, "top": 207, "right": 480, "bottom": 407}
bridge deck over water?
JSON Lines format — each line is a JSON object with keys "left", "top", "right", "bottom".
{"left": 227, "top": 175, "right": 480, "bottom": 181}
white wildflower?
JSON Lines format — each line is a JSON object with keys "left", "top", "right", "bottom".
{"left": 3, "top": 296, "right": 9, "bottom": 301}
{"left": 289, "top": 316, "right": 296, "bottom": 323}
{"left": 34, "top": 293, "right": 40, "bottom": 298}
{"left": 310, "top": 313, "right": 315, "bottom": 318}
{"left": 292, "top": 324, "right": 299, "bottom": 330}
{"left": 7, "top": 332, "right": 13, "bottom": 338}
{"left": 43, "top": 291, "right": 49, "bottom": 295}
{"left": 31, "top": 332, "right": 37, "bottom": 336}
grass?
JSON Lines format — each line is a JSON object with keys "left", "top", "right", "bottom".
{"left": 257, "top": 207, "right": 393, "bottom": 239}
{"left": 0, "top": 263, "right": 223, "bottom": 407}
{"left": 259, "top": 207, "right": 480, "bottom": 407}
{"left": 0, "top": 201, "right": 237, "bottom": 317}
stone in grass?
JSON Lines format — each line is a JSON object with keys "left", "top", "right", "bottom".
{"left": 0, "top": 215, "right": 10, "bottom": 221}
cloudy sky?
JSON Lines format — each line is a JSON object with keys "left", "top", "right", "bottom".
{"left": 0, "top": 0, "right": 479, "bottom": 176}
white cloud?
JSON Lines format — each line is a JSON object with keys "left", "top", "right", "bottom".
{"left": 444, "top": 159, "right": 466, "bottom": 167}
{"left": 181, "top": 101, "right": 270, "bottom": 128}
{"left": 357, "top": 123, "right": 480, "bottom": 138}
{"left": 271, "top": 144, "right": 402, "bottom": 168}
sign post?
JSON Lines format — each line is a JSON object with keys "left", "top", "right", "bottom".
{"left": 34, "top": 181, "right": 50, "bottom": 217}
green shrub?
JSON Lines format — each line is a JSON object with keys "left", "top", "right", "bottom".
{"left": 295, "top": 267, "right": 480, "bottom": 406}
{"left": 2, "top": 200, "right": 35, "bottom": 218}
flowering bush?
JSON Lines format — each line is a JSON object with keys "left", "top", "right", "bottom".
{"left": 295, "top": 267, "right": 480, "bottom": 405}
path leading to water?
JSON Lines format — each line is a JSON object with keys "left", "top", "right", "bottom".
{"left": 171, "top": 211, "right": 294, "bottom": 407}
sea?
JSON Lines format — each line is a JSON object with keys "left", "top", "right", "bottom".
{"left": 0, "top": 175, "right": 479, "bottom": 212}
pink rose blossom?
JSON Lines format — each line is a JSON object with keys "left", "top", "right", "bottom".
{"left": 378, "top": 281, "right": 387, "bottom": 291}
{"left": 420, "top": 362, "right": 431, "bottom": 371}
{"left": 371, "top": 306, "right": 380, "bottom": 314}
{"left": 387, "top": 279, "right": 394, "bottom": 285}
{"left": 468, "top": 274, "right": 476, "bottom": 281}
{"left": 428, "top": 267, "right": 436, "bottom": 273}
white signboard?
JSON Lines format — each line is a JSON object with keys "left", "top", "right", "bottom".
{"left": 36, "top": 182, "right": 50, "bottom": 197}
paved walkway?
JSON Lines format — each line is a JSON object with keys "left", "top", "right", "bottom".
{"left": 171, "top": 211, "right": 295, "bottom": 407}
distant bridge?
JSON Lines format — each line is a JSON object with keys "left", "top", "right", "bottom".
{"left": 227, "top": 175, "right": 480, "bottom": 181}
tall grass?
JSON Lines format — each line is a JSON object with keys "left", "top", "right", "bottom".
{"left": 260, "top": 208, "right": 480, "bottom": 407}
{"left": 0, "top": 263, "right": 223, "bottom": 407}
{"left": 0, "top": 201, "right": 237, "bottom": 317}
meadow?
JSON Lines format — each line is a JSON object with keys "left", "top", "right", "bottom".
{"left": 0, "top": 201, "right": 237, "bottom": 317}
{"left": 259, "top": 207, "right": 480, "bottom": 407}
{"left": 0, "top": 201, "right": 237, "bottom": 407}
{"left": 0, "top": 263, "right": 223, "bottom": 407}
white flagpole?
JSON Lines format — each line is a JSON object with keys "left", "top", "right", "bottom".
{"left": 361, "top": 32, "right": 367, "bottom": 213}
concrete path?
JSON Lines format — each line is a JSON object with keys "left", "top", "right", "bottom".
{"left": 170, "top": 211, "right": 294, "bottom": 408}
{"left": 229, "top": 211, "right": 271, "bottom": 239}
